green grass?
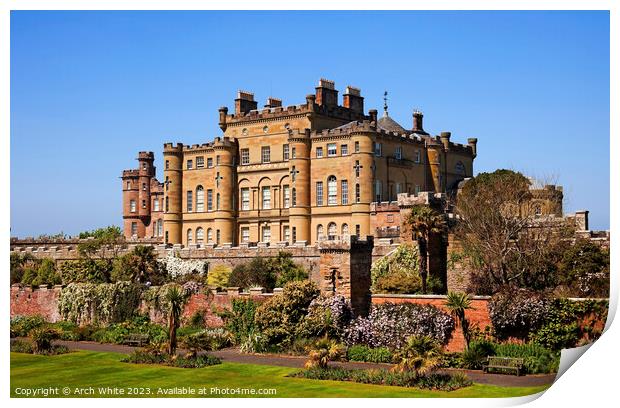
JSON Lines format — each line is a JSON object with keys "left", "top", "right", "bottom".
{"left": 10, "top": 351, "right": 549, "bottom": 398}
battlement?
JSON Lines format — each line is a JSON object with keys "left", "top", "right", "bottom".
{"left": 137, "top": 151, "right": 154, "bottom": 160}
{"left": 178, "top": 136, "right": 238, "bottom": 153}
{"left": 121, "top": 169, "right": 139, "bottom": 178}
{"left": 163, "top": 143, "right": 184, "bottom": 153}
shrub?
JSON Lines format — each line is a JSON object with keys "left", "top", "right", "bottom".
{"left": 187, "top": 309, "right": 207, "bottom": 328}
{"left": 374, "top": 270, "right": 422, "bottom": 294}
{"left": 30, "top": 327, "right": 60, "bottom": 354}
{"left": 254, "top": 280, "right": 320, "bottom": 348}
{"left": 90, "top": 316, "right": 167, "bottom": 345}
{"left": 10, "top": 315, "right": 47, "bottom": 337}
{"left": 59, "top": 259, "right": 111, "bottom": 284}
{"left": 344, "top": 303, "right": 454, "bottom": 349}
{"left": 488, "top": 289, "right": 550, "bottom": 341}
{"left": 183, "top": 328, "right": 233, "bottom": 352}
{"left": 296, "top": 294, "right": 353, "bottom": 339}
{"left": 10, "top": 340, "right": 34, "bottom": 354}
{"left": 171, "top": 354, "right": 222, "bottom": 368}
{"left": 228, "top": 257, "right": 277, "bottom": 290}
{"left": 122, "top": 349, "right": 221, "bottom": 368}
{"left": 493, "top": 343, "right": 559, "bottom": 374}
{"left": 460, "top": 340, "right": 496, "bottom": 370}
{"left": 305, "top": 336, "right": 345, "bottom": 369}
{"left": 346, "top": 345, "right": 393, "bottom": 363}
{"left": 207, "top": 265, "right": 232, "bottom": 288}
{"left": 220, "top": 298, "right": 259, "bottom": 345}
{"left": 371, "top": 244, "right": 420, "bottom": 294}
{"left": 271, "top": 252, "right": 308, "bottom": 288}
{"left": 558, "top": 239, "right": 610, "bottom": 297}
{"left": 239, "top": 328, "right": 268, "bottom": 354}
{"left": 393, "top": 335, "right": 443, "bottom": 375}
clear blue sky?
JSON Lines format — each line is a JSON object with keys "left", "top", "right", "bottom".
{"left": 10, "top": 11, "right": 610, "bottom": 236}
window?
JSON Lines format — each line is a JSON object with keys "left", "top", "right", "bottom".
{"left": 375, "top": 180, "right": 382, "bottom": 202}
{"left": 262, "top": 186, "right": 271, "bottom": 209}
{"left": 142, "top": 183, "right": 147, "bottom": 191}
{"left": 316, "top": 182, "right": 323, "bottom": 206}
{"left": 341, "top": 144, "right": 348, "bottom": 156}
{"left": 374, "top": 142, "right": 382, "bottom": 157}
{"left": 341, "top": 180, "right": 349, "bottom": 205}
{"left": 241, "top": 188, "right": 250, "bottom": 210}
{"left": 415, "top": 150, "right": 421, "bottom": 163}
{"left": 241, "top": 149, "right": 250, "bottom": 165}
{"left": 207, "top": 189, "right": 213, "bottom": 211}
{"left": 355, "top": 160, "right": 361, "bottom": 178}
{"left": 157, "top": 219, "right": 163, "bottom": 237}
{"left": 292, "top": 227, "right": 297, "bottom": 243}
{"left": 206, "top": 228, "right": 212, "bottom": 243}
{"left": 187, "top": 160, "right": 193, "bottom": 169}
{"left": 327, "top": 143, "right": 337, "bottom": 156}
{"left": 283, "top": 144, "right": 290, "bottom": 161}
{"left": 131, "top": 222, "right": 137, "bottom": 236}
{"left": 196, "top": 227, "right": 204, "bottom": 244}
{"left": 387, "top": 214, "right": 394, "bottom": 223}
{"left": 328, "top": 223, "right": 337, "bottom": 240}
{"left": 126, "top": 181, "right": 131, "bottom": 190}
{"left": 342, "top": 224, "right": 349, "bottom": 238}
{"left": 216, "top": 193, "right": 220, "bottom": 210}
{"left": 165, "top": 231, "right": 169, "bottom": 244}
{"left": 292, "top": 188, "right": 297, "bottom": 207}
{"left": 396, "top": 183, "right": 402, "bottom": 197}
{"left": 216, "top": 155, "right": 220, "bottom": 166}
{"left": 355, "top": 141, "right": 360, "bottom": 153}
{"left": 165, "top": 196, "right": 169, "bottom": 212}
{"left": 196, "top": 186, "right": 204, "bottom": 212}
{"left": 187, "top": 191, "right": 193, "bottom": 212}
{"left": 395, "top": 146, "right": 402, "bottom": 160}
{"left": 142, "top": 199, "right": 146, "bottom": 209}
{"left": 196, "top": 156, "right": 205, "bottom": 168}
{"left": 317, "top": 224, "right": 324, "bottom": 241}
{"left": 216, "top": 230, "right": 221, "bottom": 244}
{"left": 143, "top": 163, "right": 147, "bottom": 170}
{"left": 291, "top": 147, "right": 296, "bottom": 159}
{"left": 207, "top": 157, "right": 213, "bottom": 168}
{"left": 187, "top": 229, "right": 193, "bottom": 245}
{"left": 261, "top": 146, "right": 270, "bottom": 163}
{"left": 355, "top": 184, "right": 361, "bottom": 203}
{"left": 283, "top": 185, "right": 290, "bottom": 208}
{"left": 415, "top": 185, "right": 421, "bottom": 195}
{"left": 316, "top": 147, "right": 323, "bottom": 158}
{"left": 283, "top": 226, "right": 290, "bottom": 242}
{"left": 455, "top": 161, "right": 466, "bottom": 175}
{"left": 154, "top": 199, "right": 160, "bottom": 211}
{"left": 262, "top": 226, "right": 271, "bottom": 243}
{"left": 130, "top": 200, "right": 136, "bottom": 213}
{"left": 165, "top": 160, "right": 169, "bottom": 170}
{"left": 327, "top": 176, "right": 337, "bottom": 205}
{"left": 241, "top": 227, "right": 250, "bottom": 243}
{"left": 355, "top": 224, "right": 361, "bottom": 238}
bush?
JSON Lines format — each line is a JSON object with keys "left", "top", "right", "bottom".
{"left": 10, "top": 340, "right": 34, "bottom": 354}
{"left": 30, "top": 327, "right": 60, "bottom": 354}
{"left": 187, "top": 309, "right": 207, "bottom": 328}
{"left": 305, "top": 336, "right": 345, "bottom": 369}
{"left": 90, "top": 316, "right": 167, "bottom": 345}
{"left": 207, "top": 265, "right": 232, "bottom": 288}
{"left": 183, "top": 328, "right": 233, "bottom": 352}
{"left": 220, "top": 298, "right": 259, "bottom": 345}
{"left": 296, "top": 295, "right": 353, "bottom": 339}
{"left": 493, "top": 343, "right": 559, "bottom": 374}
{"left": 20, "top": 258, "right": 62, "bottom": 287}
{"left": 371, "top": 244, "right": 420, "bottom": 294}
{"left": 228, "top": 258, "right": 276, "bottom": 290}
{"left": 344, "top": 303, "right": 455, "bottom": 349}
{"left": 239, "top": 328, "right": 268, "bottom": 354}
{"left": 374, "top": 270, "right": 422, "bottom": 294}
{"left": 488, "top": 289, "right": 550, "bottom": 341}
{"left": 59, "top": 259, "right": 111, "bottom": 284}
{"left": 10, "top": 315, "right": 47, "bottom": 337}
{"left": 122, "top": 349, "right": 221, "bottom": 368}
{"left": 254, "top": 281, "right": 320, "bottom": 348}
{"left": 460, "top": 340, "right": 496, "bottom": 370}
{"left": 346, "top": 345, "right": 393, "bottom": 363}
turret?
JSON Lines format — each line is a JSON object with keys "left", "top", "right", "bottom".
{"left": 163, "top": 143, "right": 184, "bottom": 244}
{"left": 218, "top": 106, "right": 228, "bottom": 132}
{"left": 137, "top": 152, "right": 155, "bottom": 218}
{"left": 440, "top": 132, "right": 451, "bottom": 151}
{"left": 349, "top": 130, "right": 375, "bottom": 240}
{"left": 212, "top": 137, "right": 237, "bottom": 245}
{"left": 288, "top": 129, "right": 312, "bottom": 243}
{"left": 467, "top": 138, "right": 478, "bottom": 158}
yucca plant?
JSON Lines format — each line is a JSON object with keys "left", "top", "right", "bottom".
{"left": 445, "top": 291, "right": 473, "bottom": 350}
{"left": 305, "top": 336, "right": 345, "bottom": 369}
{"left": 165, "top": 285, "right": 187, "bottom": 356}
{"left": 393, "top": 335, "right": 443, "bottom": 377}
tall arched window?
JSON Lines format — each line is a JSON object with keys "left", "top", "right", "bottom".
{"left": 292, "top": 188, "right": 297, "bottom": 207}
{"left": 455, "top": 161, "right": 466, "bottom": 175}
{"left": 196, "top": 186, "right": 204, "bottom": 212}
{"left": 216, "top": 193, "right": 220, "bottom": 210}
{"left": 187, "top": 229, "right": 193, "bottom": 245}
{"left": 196, "top": 227, "right": 204, "bottom": 244}
{"left": 327, "top": 222, "right": 337, "bottom": 240}
{"left": 207, "top": 228, "right": 213, "bottom": 243}
{"left": 341, "top": 223, "right": 349, "bottom": 239}
{"left": 157, "top": 219, "right": 163, "bottom": 237}
{"left": 327, "top": 176, "right": 337, "bottom": 205}
{"left": 317, "top": 224, "right": 324, "bottom": 241}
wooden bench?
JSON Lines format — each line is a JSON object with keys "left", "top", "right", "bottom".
{"left": 483, "top": 357, "right": 524, "bottom": 376}
{"left": 123, "top": 334, "right": 149, "bottom": 347}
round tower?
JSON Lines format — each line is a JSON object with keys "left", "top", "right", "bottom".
{"left": 121, "top": 169, "right": 141, "bottom": 239}
{"left": 350, "top": 130, "right": 374, "bottom": 239}
{"left": 427, "top": 143, "right": 443, "bottom": 193}
{"left": 212, "top": 137, "right": 237, "bottom": 245}
{"left": 163, "top": 143, "right": 183, "bottom": 244}
{"left": 137, "top": 152, "right": 155, "bottom": 218}
{"left": 288, "top": 129, "right": 312, "bottom": 244}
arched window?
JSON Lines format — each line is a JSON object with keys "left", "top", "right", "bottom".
{"left": 328, "top": 222, "right": 337, "bottom": 240}
{"left": 327, "top": 176, "right": 337, "bottom": 205}
{"left": 317, "top": 224, "right": 324, "bottom": 241}
{"left": 292, "top": 188, "right": 297, "bottom": 207}
{"left": 196, "top": 186, "right": 204, "bottom": 212}
{"left": 207, "top": 228, "right": 213, "bottom": 243}
{"left": 196, "top": 227, "right": 204, "bottom": 244}
{"left": 216, "top": 193, "right": 220, "bottom": 210}
{"left": 455, "top": 161, "right": 466, "bottom": 175}
{"left": 187, "top": 229, "right": 193, "bottom": 245}
{"left": 157, "top": 219, "right": 163, "bottom": 237}
{"left": 341, "top": 223, "right": 349, "bottom": 239}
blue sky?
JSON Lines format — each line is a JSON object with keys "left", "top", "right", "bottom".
{"left": 10, "top": 11, "right": 610, "bottom": 236}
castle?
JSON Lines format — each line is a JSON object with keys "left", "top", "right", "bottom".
{"left": 121, "top": 79, "right": 477, "bottom": 246}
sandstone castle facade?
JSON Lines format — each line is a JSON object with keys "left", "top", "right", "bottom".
{"left": 121, "top": 79, "right": 478, "bottom": 245}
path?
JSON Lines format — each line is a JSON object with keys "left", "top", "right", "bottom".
{"left": 16, "top": 339, "right": 557, "bottom": 388}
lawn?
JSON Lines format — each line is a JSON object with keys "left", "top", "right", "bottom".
{"left": 10, "top": 351, "right": 550, "bottom": 398}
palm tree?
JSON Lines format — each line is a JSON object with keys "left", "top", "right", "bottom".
{"left": 405, "top": 205, "right": 446, "bottom": 293}
{"left": 393, "top": 335, "right": 443, "bottom": 376}
{"left": 305, "top": 336, "right": 345, "bottom": 369}
{"left": 132, "top": 245, "right": 158, "bottom": 283}
{"left": 165, "top": 285, "right": 186, "bottom": 356}
{"left": 445, "top": 291, "right": 473, "bottom": 350}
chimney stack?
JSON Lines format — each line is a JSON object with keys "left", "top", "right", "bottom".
{"left": 218, "top": 106, "right": 228, "bottom": 132}
{"left": 369, "top": 109, "right": 378, "bottom": 123}
{"left": 265, "top": 97, "right": 282, "bottom": 108}
{"left": 343, "top": 86, "right": 364, "bottom": 113}
{"left": 234, "top": 90, "right": 258, "bottom": 115}
{"left": 413, "top": 110, "right": 424, "bottom": 133}
{"left": 315, "top": 78, "right": 338, "bottom": 107}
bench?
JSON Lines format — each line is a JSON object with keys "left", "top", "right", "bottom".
{"left": 123, "top": 334, "right": 149, "bottom": 347}
{"left": 483, "top": 356, "right": 524, "bottom": 376}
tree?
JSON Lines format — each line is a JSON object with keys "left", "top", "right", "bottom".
{"left": 111, "top": 245, "right": 163, "bottom": 284}
{"left": 445, "top": 292, "right": 473, "bottom": 350}
{"left": 304, "top": 336, "right": 345, "bottom": 369}
{"left": 11, "top": 252, "right": 36, "bottom": 284}
{"left": 454, "top": 170, "right": 573, "bottom": 293}
{"left": 165, "top": 285, "right": 187, "bottom": 355}
{"left": 558, "top": 239, "right": 609, "bottom": 297}
{"left": 405, "top": 206, "right": 446, "bottom": 294}
{"left": 392, "top": 335, "right": 443, "bottom": 376}
{"left": 77, "top": 226, "right": 126, "bottom": 282}
{"left": 207, "top": 264, "right": 232, "bottom": 287}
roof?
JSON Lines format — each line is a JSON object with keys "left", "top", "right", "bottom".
{"left": 377, "top": 111, "right": 407, "bottom": 133}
